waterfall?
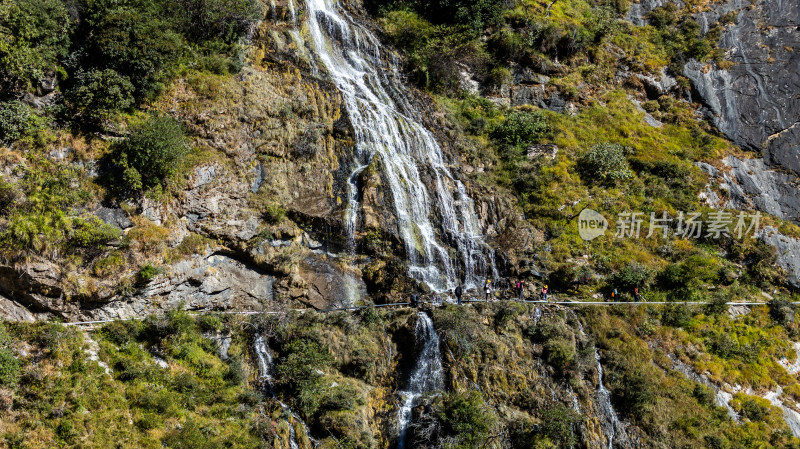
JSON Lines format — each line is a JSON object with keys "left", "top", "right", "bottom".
{"left": 595, "top": 349, "right": 629, "bottom": 449}
{"left": 253, "top": 335, "right": 315, "bottom": 448}
{"left": 301, "top": 0, "right": 495, "bottom": 291}
{"left": 397, "top": 311, "right": 444, "bottom": 449}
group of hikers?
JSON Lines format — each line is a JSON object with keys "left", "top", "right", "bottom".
{"left": 450, "top": 279, "right": 547, "bottom": 304}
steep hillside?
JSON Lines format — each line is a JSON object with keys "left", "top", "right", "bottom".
{"left": 3, "top": 0, "right": 800, "bottom": 447}
{"left": 3, "top": 304, "right": 800, "bottom": 448}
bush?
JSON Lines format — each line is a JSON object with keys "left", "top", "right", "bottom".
{"left": 768, "top": 298, "right": 796, "bottom": 327}
{"left": 0, "top": 0, "right": 72, "bottom": 93}
{"left": 538, "top": 404, "right": 579, "bottom": 447}
{"left": 70, "top": 215, "right": 122, "bottom": 248}
{"left": 0, "top": 347, "right": 20, "bottom": 387}
{"left": 438, "top": 391, "right": 498, "bottom": 448}
{"left": 112, "top": 115, "right": 189, "bottom": 194}
{"left": 276, "top": 339, "right": 332, "bottom": 389}
{"left": 137, "top": 264, "right": 163, "bottom": 284}
{"left": 578, "top": 142, "right": 633, "bottom": 185}
{"left": 100, "top": 320, "right": 143, "bottom": 346}
{"left": 610, "top": 262, "right": 653, "bottom": 292}
{"left": 0, "top": 101, "right": 39, "bottom": 143}
{"left": 66, "top": 69, "right": 135, "bottom": 124}
{"left": 78, "top": 3, "right": 183, "bottom": 100}
{"left": 173, "top": 0, "right": 262, "bottom": 44}
{"left": 491, "top": 110, "right": 551, "bottom": 150}
{"left": 619, "top": 369, "right": 656, "bottom": 420}
{"left": 544, "top": 337, "right": 576, "bottom": 372}
{"left": 662, "top": 303, "right": 692, "bottom": 328}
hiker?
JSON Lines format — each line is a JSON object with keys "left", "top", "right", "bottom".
{"left": 516, "top": 280, "right": 524, "bottom": 301}
{"left": 633, "top": 287, "right": 641, "bottom": 302}
{"left": 411, "top": 293, "right": 419, "bottom": 307}
{"left": 541, "top": 285, "right": 548, "bottom": 302}
{"left": 484, "top": 280, "right": 492, "bottom": 302}
{"left": 455, "top": 284, "right": 463, "bottom": 305}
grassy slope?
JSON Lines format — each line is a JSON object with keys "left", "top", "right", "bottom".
{"left": 3, "top": 303, "right": 800, "bottom": 448}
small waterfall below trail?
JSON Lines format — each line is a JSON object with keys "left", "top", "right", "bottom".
{"left": 301, "top": 0, "right": 496, "bottom": 291}
{"left": 254, "top": 336, "right": 315, "bottom": 449}
{"left": 595, "top": 349, "right": 629, "bottom": 449}
{"left": 397, "top": 311, "right": 444, "bottom": 449}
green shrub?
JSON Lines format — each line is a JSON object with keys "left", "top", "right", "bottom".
{"left": 225, "top": 357, "right": 246, "bottom": 385}
{"left": 0, "top": 0, "right": 72, "bottom": 93}
{"left": 0, "top": 346, "right": 20, "bottom": 387}
{"left": 78, "top": 2, "right": 183, "bottom": 100}
{"left": 100, "top": 320, "right": 143, "bottom": 346}
{"left": 66, "top": 69, "right": 135, "bottom": 124}
{"left": 578, "top": 142, "right": 633, "bottom": 185}
{"left": 619, "top": 369, "right": 656, "bottom": 420}
{"left": 0, "top": 101, "right": 39, "bottom": 143}
{"left": 70, "top": 215, "right": 122, "bottom": 248}
{"left": 438, "top": 390, "right": 498, "bottom": 449}
{"left": 768, "top": 298, "right": 796, "bottom": 327}
{"left": 112, "top": 115, "right": 189, "bottom": 194}
{"left": 172, "top": 0, "right": 262, "bottom": 44}
{"left": 661, "top": 303, "right": 692, "bottom": 328}
{"left": 276, "top": 339, "right": 332, "bottom": 388}
{"left": 407, "top": 0, "right": 504, "bottom": 33}
{"left": 491, "top": 110, "right": 551, "bottom": 150}
{"left": 610, "top": 262, "right": 653, "bottom": 292}
{"left": 544, "top": 337, "right": 576, "bottom": 372}
{"left": 263, "top": 203, "right": 286, "bottom": 224}
{"left": 538, "top": 404, "right": 579, "bottom": 447}
{"left": 137, "top": 264, "right": 163, "bottom": 284}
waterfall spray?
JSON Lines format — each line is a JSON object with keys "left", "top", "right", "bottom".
{"left": 300, "top": 0, "right": 496, "bottom": 291}
{"left": 253, "top": 335, "right": 315, "bottom": 448}
{"left": 397, "top": 311, "right": 444, "bottom": 448}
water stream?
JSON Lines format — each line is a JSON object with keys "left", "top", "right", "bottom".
{"left": 397, "top": 311, "right": 444, "bottom": 449}
{"left": 594, "top": 349, "right": 629, "bottom": 449}
{"left": 254, "top": 335, "right": 314, "bottom": 448}
{"left": 300, "top": 0, "right": 496, "bottom": 291}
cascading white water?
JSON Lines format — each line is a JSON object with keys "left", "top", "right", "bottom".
{"left": 254, "top": 335, "right": 314, "bottom": 449}
{"left": 595, "top": 349, "right": 629, "bottom": 449}
{"left": 300, "top": 0, "right": 495, "bottom": 291}
{"left": 397, "top": 311, "right": 444, "bottom": 449}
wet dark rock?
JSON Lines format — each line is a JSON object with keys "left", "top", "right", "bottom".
{"left": 95, "top": 207, "right": 133, "bottom": 230}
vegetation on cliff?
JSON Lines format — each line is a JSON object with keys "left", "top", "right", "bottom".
{"left": 3, "top": 303, "right": 800, "bottom": 448}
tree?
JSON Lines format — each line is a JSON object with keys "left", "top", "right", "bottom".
{"left": 112, "top": 115, "right": 188, "bottom": 194}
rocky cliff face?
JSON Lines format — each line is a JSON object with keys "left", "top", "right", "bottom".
{"left": 0, "top": 2, "right": 533, "bottom": 321}
{"left": 627, "top": 0, "right": 800, "bottom": 284}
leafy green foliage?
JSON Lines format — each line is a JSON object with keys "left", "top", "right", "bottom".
{"left": 0, "top": 324, "right": 20, "bottom": 387}
{"left": 0, "top": 0, "right": 72, "bottom": 93}
{"left": 578, "top": 142, "right": 633, "bottom": 184}
{"left": 437, "top": 390, "right": 498, "bottom": 449}
{"left": 609, "top": 262, "right": 653, "bottom": 292}
{"left": 0, "top": 100, "right": 41, "bottom": 144}
{"left": 70, "top": 216, "right": 122, "bottom": 248}
{"left": 66, "top": 69, "right": 135, "bottom": 124}
{"left": 491, "top": 109, "right": 551, "bottom": 150}
{"left": 172, "top": 0, "right": 262, "bottom": 44}
{"left": 537, "top": 403, "right": 579, "bottom": 447}
{"left": 111, "top": 115, "right": 189, "bottom": 194}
